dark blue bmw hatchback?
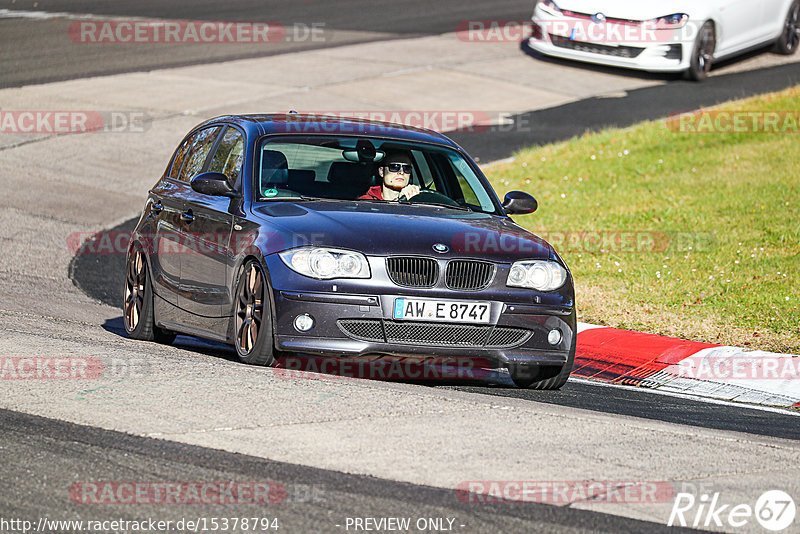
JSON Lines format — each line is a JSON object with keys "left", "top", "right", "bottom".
{"left": 124, "top": 114, "right": 576, "bottom": 388}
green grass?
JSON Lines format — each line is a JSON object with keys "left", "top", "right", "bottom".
{"left": 484, "top": 86, "right": 800, "bottom": 352}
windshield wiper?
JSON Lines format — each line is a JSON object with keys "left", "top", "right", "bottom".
{"left": 258, "top": 195, "right": 325, "bottom": 202}
{"left": 405, "top": 201, "right": 474, "bottom": 212}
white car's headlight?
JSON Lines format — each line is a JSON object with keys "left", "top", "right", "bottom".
{"left": 537, "top": 0, "right": 562, "bottom": 16}
{"left": 507, "top": 260, "right": 568, "bottom": 291}
{"left": 279, "top": 247, "right": 371, "bottom": 280}
{"left": 653, "top": 13, "right": 689, "bottom": 28}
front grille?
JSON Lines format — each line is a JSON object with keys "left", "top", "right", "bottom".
{"left": 561, "top": 10, "right": 642, "bottom": 26}
{"left": 385, "top": 321, "right": 488, "bottom": 346}
{"left": 445, "top": 260, "right": 495, "bottom": 291}
{"left": 486, "top": 327, "right": 533, "bottom": 348}
{"left": 549, "top": 34, "right": 644, "bottom": 58}
{"left": 337, "top": 319, "right": 384, "bottom": 342}
{"left": 386, "top": 257, "right": 439, "bottom": 287}
{"left": 337, "top": 319, "right": 531, "bottom": 349}
{"left": 664, "top": 44, "right": 682, "bottom": 60}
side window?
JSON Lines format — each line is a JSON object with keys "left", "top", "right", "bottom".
{"left": 167, "top": 133, "right": 197, "bottom": 179}
{"left": 208, "top": 127, "right": 244, "bottom": 183}
{"left": 178, "top": 126, "right": 222, "bottom": 182}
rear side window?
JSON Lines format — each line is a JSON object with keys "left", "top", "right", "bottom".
{"left": 178, "top": 126, "right": 222, "bottom": 182}
{"left": 208, "top": 127, "right": 245, "bottom": 183}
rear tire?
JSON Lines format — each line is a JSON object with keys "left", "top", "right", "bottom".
{"left": 233, "top": 260, "right": 276, "bottom": 366}
{"left": 773, "top": 0, "right": 800, "bottom": 55}
{"left": 508, "top": 333, "right": 576, "bottom": 390}
{"left": 123, "top": 248, "right": 176, "bottom": 344}
{"left": 685, "top": 21, "right": 716, "bottom": 81}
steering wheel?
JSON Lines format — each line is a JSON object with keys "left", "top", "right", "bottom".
{"left": 399, "top": 189, "right": 460, "bottom": 206}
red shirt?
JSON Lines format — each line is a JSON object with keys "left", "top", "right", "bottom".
{"left": 358, "top": 185, "right": 383, "bottom": 200}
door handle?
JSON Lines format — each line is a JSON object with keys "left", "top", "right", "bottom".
{"left": 181, "top": 210, "right": 194, "bottom": 223}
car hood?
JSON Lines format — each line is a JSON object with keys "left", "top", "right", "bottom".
{"left": 252, "top": 201, "right": 553, "bottom": 261}
{"left": 551, "top": 0, "right": 697, "bottom": 21}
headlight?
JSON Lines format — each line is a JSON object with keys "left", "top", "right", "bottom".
{"left": 537, "top": 0, "right": 562, "bottom": 16}
{"left": 507, "top": 260, "right": 567, "bottom": 291}
{"left": 652, "top": 13, "right": 689, "bottom": 28}
{"left": 279, "top": 247, "right": 371, "bottom": 280}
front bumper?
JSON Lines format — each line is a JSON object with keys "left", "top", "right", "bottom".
{"left": 271, "top": 290, "right": 575, "bottom": 368}
{"left": 528, "top": 8, "right": 696, "bottom": 73}
{"left": 265, "top": 251, "right": 575, "bottom": 369}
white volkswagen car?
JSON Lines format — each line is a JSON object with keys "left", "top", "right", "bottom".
{"left": 527, "top": 0, "right": 800, "bottom": 80}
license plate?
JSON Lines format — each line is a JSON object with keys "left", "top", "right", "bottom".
{"left": 392, "top": 298, "right": 491, "bottom": 324}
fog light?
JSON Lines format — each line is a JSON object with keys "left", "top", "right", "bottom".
{"left": 294, "top": 314, "right": 315, "bottom": 332}
{"left": 547, "top": 329, "right": 562, "bottom": 345}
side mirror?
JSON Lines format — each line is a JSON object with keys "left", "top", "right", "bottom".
{"left": 502, "top": 191, "right": 538, "bottom": 215}
{"left": 191, "top": 172, "right": 239, "bottom": 197}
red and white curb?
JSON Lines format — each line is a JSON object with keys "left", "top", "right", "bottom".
{"left": 574, "top": 323, "right": 800, "bottom": 410}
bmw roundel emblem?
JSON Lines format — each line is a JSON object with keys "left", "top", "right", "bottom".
{"left": 432, "top": 243, "right": 449, "bottom": 253}
{"left": 591, "top": 12, "right": 606, "bottom": 24}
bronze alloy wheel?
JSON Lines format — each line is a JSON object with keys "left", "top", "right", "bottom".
{"left": 124, "top": 249, "right": 146, "bottom": 333}
{"left": 122, "top": 248, "right": 175, "bottom": 344}
{"left": 234, "top": 261, "right": 275, "bottom": 365}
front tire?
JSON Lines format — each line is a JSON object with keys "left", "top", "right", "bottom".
{"left": 234, "top": 260, "right": 276, "bottom": 366}
{"left": 123, "top": 248, "right": 176, "bottom": 344}
{"left": 773, "top": 0, "right": 800, "bottom": 55}
{"left": 685, "top": 21, "right": 716, "bottom": 81}
{"left": 508, "top": 333, "right": 576, "bottom": 390}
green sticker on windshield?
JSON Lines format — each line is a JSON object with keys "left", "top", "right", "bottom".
{"left": 264, "top": 188, "right": 278, "bottom": 197}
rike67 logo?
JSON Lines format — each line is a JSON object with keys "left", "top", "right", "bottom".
{"left": 668, "top": 490, "right": 796, "bottom": 531}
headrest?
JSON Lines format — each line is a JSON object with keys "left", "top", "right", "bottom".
{"left": 328, "top": 162, "right": 374, "bottom": 186}
{"left": 261, "top": 150, "right": 288, "bottom": 184}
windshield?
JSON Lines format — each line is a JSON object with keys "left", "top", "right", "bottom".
{"left": 254, "top": 136, "right": 500, "bottom": 214}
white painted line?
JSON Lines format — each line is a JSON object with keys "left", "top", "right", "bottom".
{"left": 0, "top": 9, "right": 150, "bottom": 22}
{"left": 569, "top": 377, "right": 800, "bottom": 416}
{"left": 652, "top": 346, "right": 800, "bottom": 406}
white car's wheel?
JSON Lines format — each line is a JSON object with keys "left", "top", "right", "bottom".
{"left": 773, "top": 0, "right": 800, "bottom": 55}
{"left": 686, "top": 21, "right": 716, "bottom": 81}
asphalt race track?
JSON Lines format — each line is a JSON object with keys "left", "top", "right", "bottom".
{"left": 451, "top": 60, "right": 800, "bottom": 162}
{"left": 0, "top": 0, "right": 529, "bottom": 88}
{"left": 1, "top": 408, "right": 704, "bottom": 534}
{"left": 3, "top": 1, "right": 800, "bottom": 532}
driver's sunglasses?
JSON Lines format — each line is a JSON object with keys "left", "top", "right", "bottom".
{"left": 386, "top": 163, "right": 412, "bottom": 174}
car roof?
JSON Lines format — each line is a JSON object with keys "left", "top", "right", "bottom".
{"left": 194, "top": 113, "right": 462, "bottom": 149}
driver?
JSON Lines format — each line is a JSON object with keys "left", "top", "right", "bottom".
{"left": 359, "top": 151, "right": 421, "bottom": 201}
